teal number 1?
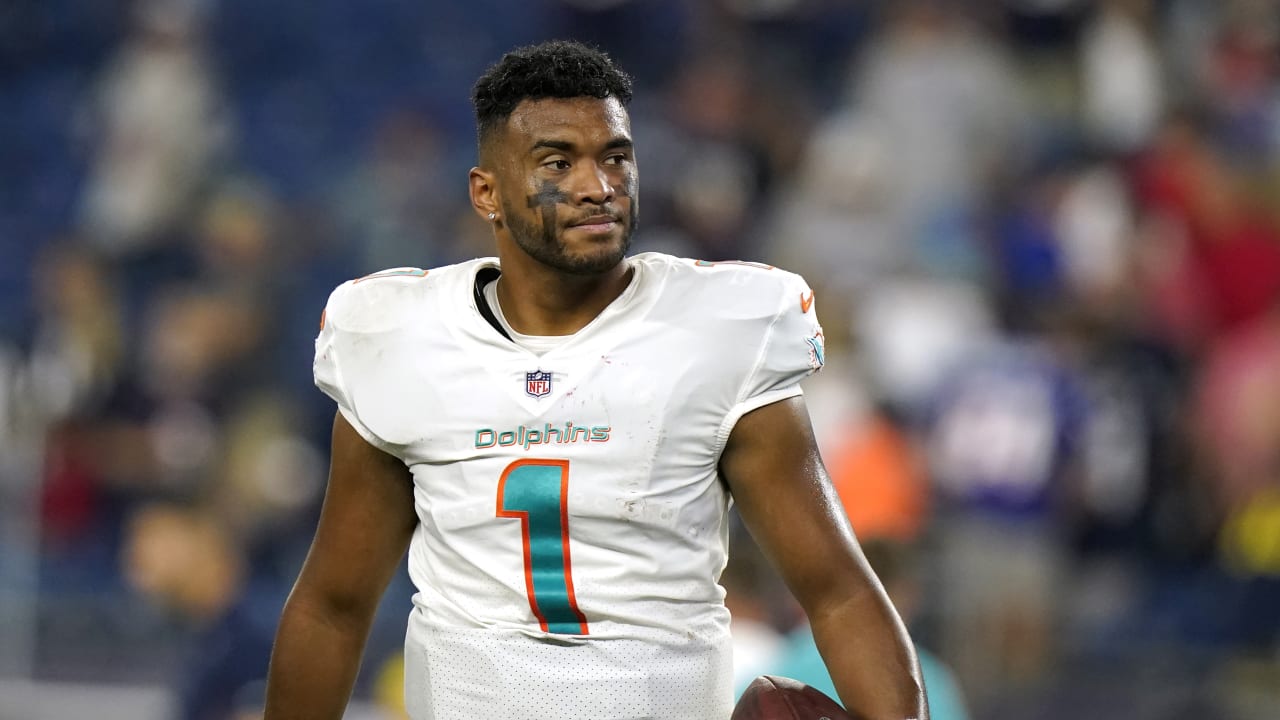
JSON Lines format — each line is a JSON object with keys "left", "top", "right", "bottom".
{"left": 496, "top": 459, "right": 589, "bottom": 634}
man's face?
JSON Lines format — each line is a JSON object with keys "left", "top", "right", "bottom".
{"left": 495, "top": 96, "right": 638, "bottom": 275}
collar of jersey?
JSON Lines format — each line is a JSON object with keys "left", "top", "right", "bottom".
{"left": 459, "top": 256, "right": 652, "bottom": 359}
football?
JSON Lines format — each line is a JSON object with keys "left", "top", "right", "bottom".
{"left": 731, "top": 675, "right": 854, "bottom": 720}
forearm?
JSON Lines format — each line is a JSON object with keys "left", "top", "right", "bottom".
{"left": 263, "top": 595, "right": 376, "bottom": 720}
{"left": 809, "top": 589, "right": 928, "bottom": 720}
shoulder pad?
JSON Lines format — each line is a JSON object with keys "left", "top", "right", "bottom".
{"left": 323, "top": 267, "right": 433, "bottom": 335}
{"left": 676, "top": 257, "right": 814, "bottom": 322}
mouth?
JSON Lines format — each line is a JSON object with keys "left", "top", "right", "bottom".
{"left": 568, "top": 215, "right": 620, "bottom": 233}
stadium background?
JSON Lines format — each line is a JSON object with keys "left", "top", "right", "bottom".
{"left": 1, "top": 0, "right": 1279, "bottom": 718}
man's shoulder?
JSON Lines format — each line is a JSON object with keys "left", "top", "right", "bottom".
{"left": 631, "top": 253, "right": 813, "bottom": 319}
{"left": 322, "top": 259, "right": 489, "bottom": 334}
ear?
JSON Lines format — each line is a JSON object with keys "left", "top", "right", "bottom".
{"left": 469, "top": 167, "right": 500, "bottom": 222}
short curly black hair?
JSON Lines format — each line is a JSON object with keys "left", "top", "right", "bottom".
{"left": 472, "top": 40, "right": 634, "bottom": 149}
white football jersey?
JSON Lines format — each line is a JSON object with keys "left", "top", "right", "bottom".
{"left": 314, "top": 252, "right": 824, "bottom": 720}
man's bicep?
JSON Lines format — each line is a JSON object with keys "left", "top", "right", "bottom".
{"left": 720, "top": 397, "right": 878, "bottom": 612}
{"left": 293, "top": 411, "right": 418, "bottom": 615}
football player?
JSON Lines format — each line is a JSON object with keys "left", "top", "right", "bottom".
{"left": 264, "top": 40, "right": 926, "bottom": 720}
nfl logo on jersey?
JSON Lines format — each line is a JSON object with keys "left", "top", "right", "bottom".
{"left": 525, "top": 370, "right": 553, "bottom": 398}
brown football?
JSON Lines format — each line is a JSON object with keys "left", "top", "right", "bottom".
{"left": 731, "top": 675, "right": 854, "bottom": 720}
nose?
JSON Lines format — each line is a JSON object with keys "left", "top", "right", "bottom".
{"left": 571, "top": 161, "right": 615, "bottom": 205}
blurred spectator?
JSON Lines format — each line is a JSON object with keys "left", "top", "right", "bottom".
{"left": 78, "top": 0, "right": 229, "bottom": 255}
{"left": 1193, "top": 304, "right": 1280, "bottom": 518}
{"left": 195, "top": 179, "right": 281, "bottom": 299}
{"left": 1052, "top": 164, "right": 1138, "bottom": 309}
{"left": 190, "top": 178, "right": 312, "bottom": 391}
{"left": 209, "top": 392, "right": 324, "bottom": 548}
{"left": 845, "top": 0, "right": 1029, "bottom": 279}
{"left": 924, "top": 329, "right": 1084, "bottom": 705}
{"left": 26, "top": 242, "right": 125, "bottom": 425}
{"left": 1200, "top": 0, "right": 1278, "bottom": 164}
{"left": 1058, "top": 303, "right": 1201, "bottom": 661}
{"left": 1078, "top": 0, "right": 1164, "bottom": 154}
{"left": 823, "top": 405, "right": 930, "bottom": 545}
{"left": 764, "top": 110, "right": 903, "bottom": 296}
{"left": 25, "top": 244, "right": 127, "bottom": 571}
{"left": 853, "top": 278, "right": 996, "bottom": 417}
{"left": 1132, "top": 113, "right": 1280, "bottom": 340}
{"left": 121, "top": 501, "right": 278, "bottom": 720}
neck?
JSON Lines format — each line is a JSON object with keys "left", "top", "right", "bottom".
{"left": 494, "top": 256, "right": 632, "bottom": 336}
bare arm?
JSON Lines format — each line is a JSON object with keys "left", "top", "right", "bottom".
{"left": 721, "top": 396, "right": 927, "bottom": 720}
{"left": 264, "top": 412, "right": 418, "bottom": 719}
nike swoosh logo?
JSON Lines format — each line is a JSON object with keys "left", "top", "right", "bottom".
{"left": 800, "top": 291, "right": 815, "bottom": 313}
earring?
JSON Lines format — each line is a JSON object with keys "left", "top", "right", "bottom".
{"left": 488, "top": 212, "right": 497, "bottom": 221}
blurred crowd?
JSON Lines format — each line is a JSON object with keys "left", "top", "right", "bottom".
{"left": 2, "top": 0, "right": 1279, "bottom": 718}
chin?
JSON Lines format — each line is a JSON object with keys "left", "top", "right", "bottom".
{"left": 563, "top": 246, "right": 629, "bottom": 276}
{"left": 557, "top": 252, "right": 627, "bottom": 276}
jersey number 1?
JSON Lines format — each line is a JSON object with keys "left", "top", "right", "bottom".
{"left": 496, "top": 459, "right": 589, "bottom": 634}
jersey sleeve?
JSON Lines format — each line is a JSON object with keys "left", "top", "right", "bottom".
{"left": 723, "top": 271, "right": 825, "bottom": 430}
{"left": 312, "top": 277, "right": 406, "bottom": 455}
